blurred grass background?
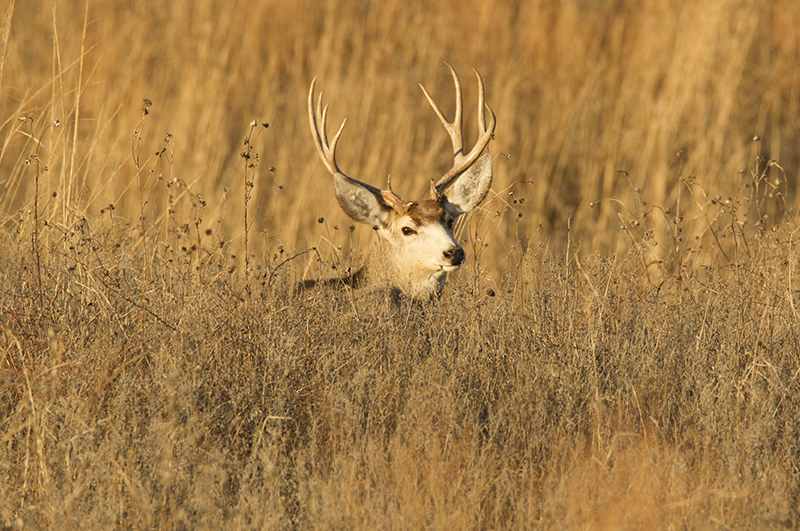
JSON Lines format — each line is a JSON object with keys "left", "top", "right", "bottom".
{"left": 1, "top": 0, "right": 800, "bottom": 529}
{"left": 2, "top": 0, "right": 798, "bottom": 270}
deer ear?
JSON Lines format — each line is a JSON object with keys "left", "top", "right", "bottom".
{"left": 333, "top": 173, "right": 392, "bottom": 227}
{"left": 441, "top": 152, "right": 493, "bottom": 217}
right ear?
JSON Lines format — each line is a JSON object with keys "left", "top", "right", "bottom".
{"left": 440, "top": 152, "right": 493, "bottom": 218}
{"left": 333, "top": 173, "right": 393, "bottom": 228}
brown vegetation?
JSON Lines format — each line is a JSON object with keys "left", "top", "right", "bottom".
{"left": 1, "top": 0, "right": 799, "bottom": 528}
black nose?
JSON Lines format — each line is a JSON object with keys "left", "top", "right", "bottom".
{"left": 443, "top": 246, "right": 465, "bottom": 266}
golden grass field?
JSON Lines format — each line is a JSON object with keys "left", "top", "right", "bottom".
{"left": 2, "top": 0, "right": 800, "bottom": 528}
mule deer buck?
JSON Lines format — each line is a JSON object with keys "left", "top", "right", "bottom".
{"left": 306, "top": 63, "right": 496, "bottom": 299}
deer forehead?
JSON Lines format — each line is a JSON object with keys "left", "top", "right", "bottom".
{"left": 398, "top": 200, "right": 450, "bottom": 227}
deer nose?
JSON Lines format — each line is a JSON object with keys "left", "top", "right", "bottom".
{"left": 443, "top": 246, "right": 465, "bottom": 266}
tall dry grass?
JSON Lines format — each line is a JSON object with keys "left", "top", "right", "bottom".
{"left": 1, "top": 0, "right": 800, "bottom": 529}
{"left": 1, "top": 181, "right": 798, "bottom": 528}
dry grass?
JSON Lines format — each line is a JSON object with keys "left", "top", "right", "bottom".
{"left": 1, "top": 195, "right": 798, "bottom": 529}
{"left": 1, "top": 0, "right": 800, "bottom": 529}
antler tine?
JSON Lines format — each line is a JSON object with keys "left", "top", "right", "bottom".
{"left": 475, "top": 68, "right": 486, "bottom": 135}
{"left": 308, "top": 78, "right": 347, "bottom": 176}
{"left": 318, "top": 92, "right": 328, "bottom": 146}
{"left": 427, "top": 65, "right": 496, "bottom": 200}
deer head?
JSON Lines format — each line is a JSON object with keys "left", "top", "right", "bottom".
{"left": 308, "top": 63, "right": 496, "bottom": 299}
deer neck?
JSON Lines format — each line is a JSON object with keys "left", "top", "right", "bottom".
{"left": 364, "top": 238, "right": 447, "bottom": 299}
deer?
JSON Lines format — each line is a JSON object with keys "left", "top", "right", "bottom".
{"left": 305, "top": 63, "right": 496, "bottom": 300}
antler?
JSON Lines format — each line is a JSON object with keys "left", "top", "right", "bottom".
{"left": 420, "top": 62, "right": 496, "bottom": 201}
{"left": 308, "top": 78, "right": 348, "bottom": 176}
{"left": 308, "top": 79, "right": 412, "bottom": 215}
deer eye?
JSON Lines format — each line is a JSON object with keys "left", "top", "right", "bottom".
{"left": 401, "top": 227, "right": 417, "bottom": 236}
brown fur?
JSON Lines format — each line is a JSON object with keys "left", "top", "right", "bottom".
{"left": 406, "top": 200, "right": 447, "bottom": 226}
{"left": 297, "top": 266, "right": 368, "bottom": 292}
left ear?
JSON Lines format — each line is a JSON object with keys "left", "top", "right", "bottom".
{"left": 440, "top": 152, "right": 493, "bottom": 218}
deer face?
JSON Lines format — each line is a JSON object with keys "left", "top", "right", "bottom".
{"left": 375, "top": 200, "right": 466, "bottom": 295}
{"left": 308, "top": 63, "right": 496, "bottom": 298}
